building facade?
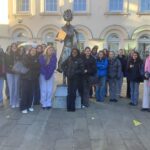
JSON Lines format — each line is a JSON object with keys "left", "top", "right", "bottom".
{"left": 0, "top": 0, "right": 150, "bottom": 57}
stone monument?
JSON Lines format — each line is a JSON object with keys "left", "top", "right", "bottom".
{"left": 52, "top": 9, "right": 81, "bottom": 109}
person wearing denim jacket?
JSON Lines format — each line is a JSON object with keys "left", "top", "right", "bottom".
{"left": 108, "top": 51, "right": 122, "bottom": 102}
{"left": 96, "top": 51, "right": 108, "bottom": 102}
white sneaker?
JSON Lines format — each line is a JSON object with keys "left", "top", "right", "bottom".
{"left": 29, "top": 108, "right": 34, "bottom": 112}
{"left": 15, "top": 104, "right": 19, "bottom": 108}
{"left": 11, "top": 105, "right": 16, "bottom": 108}
{"left": 22, "top": 110, "right": 28, "bottom": 114}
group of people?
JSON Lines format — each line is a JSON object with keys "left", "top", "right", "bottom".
{"left": 62, "top": 45, "right": 150, "bottom": 112}
{"left": 0, "top": 43, "right": 150, "bottom": 113}
{"left": 0, "top": 43, "right": 56, "bottom": 113}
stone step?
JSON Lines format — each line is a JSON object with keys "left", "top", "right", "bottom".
{"left": 52, "top": 85, "right": 81, "bottom": 109}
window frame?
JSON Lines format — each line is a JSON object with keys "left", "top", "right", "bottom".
{"left": 72, "top": 0, "right": 90, "bottom": 15}
{"left": 40, "top": 0, "right": 60, "bottom": 15}
{"left": 13, "top": 0, "right": 35, "bottom": 16}
{"left": 105, "top": 0, "right": 129, "bottom": 15}
{"left": 138, "top": 0, "right": 150, "bottom": 14}
{"left": 17, "top": 0, "right": 30, "bottom": 13}
{"left": 109, "top": 0, "right": 124, "bottom": 13}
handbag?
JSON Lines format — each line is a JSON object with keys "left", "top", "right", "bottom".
{"left": 12, "top": 61, "right": 29, "bottom": 74}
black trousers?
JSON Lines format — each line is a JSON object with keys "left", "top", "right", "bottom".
{"left": 67, "top": 78, "right": 79, "bottom": 111}
{"left": 20, "top": 79, "right": 33, "bottom": 111}
{"left": 126, "top": 78, "right": 131, "bottom": 98}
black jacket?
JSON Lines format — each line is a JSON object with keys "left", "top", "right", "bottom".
{"left": 0, "top": 50, "right": 5, "bottom": 77}
{"left": 81, "top": 55, "right": 97, "bottom": 77}
{"left": 62, "top": 56, "right": 84, "bottom": 79}
{"left": 21, "top": 55, "right": 40, "bottom": 80}
{"left": 127, "top": 59, "right": 143, "bottom": 82}
{"left": 5, "top": 51, "right": 20, "bottom": 74}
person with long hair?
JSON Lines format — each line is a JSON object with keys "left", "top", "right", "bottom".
{"left": 62, "top": 48, "right": 84, "bottom": 111}
{"left": 81, "top": 47, "right": 97, "bottom": 107}
{"left": 5, "top": 43, "right": 20, "bottom": 108}
{"left": 127, "top": 51, "right": 143, "bottom": 106}
{"left": 141, "top": 51, "right": 150, "bottom": 111}
{"left": 96, "top": 50, "right": 108, "bottom": 102}
{"left": 39, "top": 46, "right": 57, "bottom": 109}
{"left": 20, "top": 47, "right": 40, "bottom": 113}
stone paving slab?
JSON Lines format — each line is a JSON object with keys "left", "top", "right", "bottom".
{"left": 0, "top": 92, "right": 150, "bottom": 150}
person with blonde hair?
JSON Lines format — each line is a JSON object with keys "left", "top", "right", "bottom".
{"left": 39, "top": 46, "right": 57, "bottom": 109}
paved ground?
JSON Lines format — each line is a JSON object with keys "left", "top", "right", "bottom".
{"left": 0, "top": 94, "right": 150, "bottom": 150}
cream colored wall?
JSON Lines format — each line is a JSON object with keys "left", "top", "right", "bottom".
{"left": 0, "top": 0, "right": 150, "bottom": 51}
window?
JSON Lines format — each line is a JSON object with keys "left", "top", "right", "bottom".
{"left": 141, "top": 0, "right": 150, "bottom": 12}
{"left": 73, "top": 0, "right": 87, "bottom": 12}
{"left": 17, "top": 0, "right": 30, "bottom": 12}
{"left": 78, "top": 32, "right": 85, "bottom": 51}
{"left": 107, "top": 33, "right": 120, "bottom": 51}
{"left": 44, "top": 32, "right": 56, "bottom": 47}
{"left": 109, "top": 0, "right": 123, "bottom": 12}
{"left": 45, "top": 0, "right": 57, "bottom": 12}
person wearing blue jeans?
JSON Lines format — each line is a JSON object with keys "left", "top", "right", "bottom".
{"left": 130, "top": 82, "right": 140, "bottom": 105}
{"left": 127, "top": 51, "right": 143, "bottom": 106}
{"left": 96, "top": 51, "right": 108, "bottom": 102}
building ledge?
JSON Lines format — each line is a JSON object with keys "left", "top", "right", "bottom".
{"left": 39, "top": 12, "right": 61, "bottom": 16}
{"left": 73, "top": 12, "right": 91, "bottom": 16}
{"left": 137, "top": 12, "right": 150, "bottom": 15}
{"left": 14, "top": 12, "right": 32, "bottom": 16}
{"left": 104, "top": 12, "right": 129, "bottom": 16}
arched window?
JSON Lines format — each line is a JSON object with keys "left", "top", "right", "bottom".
{"left": 12, "top": 29, "right": 28, "bottom": 43}
{"left": 107, "top": 33, "right": 120, "bottom": 51}
{"left": 78, "top": 32, "right": 85, "bottom": 51}
{"left": 138, "top": 34, "right": 150, "bottom": 58}
{"left": 44, "top": 32, "right": 57, "bottom": 47}
{"left": 17, "top": 0, "right": 30, "bottom": 12}
{"left": 141, "top": 0, "right": 150, "bottom": 12}
{"left": 45, "top": 0, "right": 57, "bottom": 12}
{"left": 109, "top": 0, "right": 123, "bottom": 12}
{"left": 73, "top": 0, "right": 86, "bottom": 12}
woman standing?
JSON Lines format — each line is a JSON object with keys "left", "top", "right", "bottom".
{"left": 82, "top": 47, "right": 97, "bottom": 107}
{"left": 5, "top": 43, "right": 20, "bottom": 108}
{"left": 62, "top": 48, "right": 84, "bottom": 111}
{"left": 20, "top": 47, "right": 40, "bottom": 113}
{"left": 96, "top": 51, "right": 108, "bottom": 102}
{"left": 141, "top": 53, "right": 150, "bottom": 111}
{"left": 127, "top": 52, "right": 143, "bottom": 106}
{"left": 39, "top": 46, "right": 57, "bottom": 109}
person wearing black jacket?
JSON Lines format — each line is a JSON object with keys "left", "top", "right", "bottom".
{"left": 81, "top": 47, "right": 97, "bottom": 107}
{"left": 127, "top": 51, "right": 143, "bottom": 106}
{"left": 62, "top": 48, "right": 84, "bottom": 112}
{"left": 20, "top": 47, "right": 40, "bottom": 113}
{"left": 117, "top": 49, "right": 127, "bottom": 98}
{"left": 5, "top": 43, "right": 21, "bottom": 108}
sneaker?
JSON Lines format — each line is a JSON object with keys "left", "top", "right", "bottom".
{"left": 113, "top": 99, "right": 118, "bottom": 102}
{"left": 81, "top": 105, "right": 86, "bottom": 108}
{"left": 16, "top": 104, "right": 19, "bottom": 108}
{"left": 22, "top": 110, "right": 28, "bottom": 114}
{"left": 46, "top": 106, "right": 51, "bottom": 110}
{"left": 11, "top": 105, "right": 16, "bottom": 108}
{"left": 29, "top": 108, "right": 34, "bottom": 112}
{"left": 109, "top": 99, "right": 114, "bottom": 102}
{"left": 141, "top": 108, "right": 149, "bottom": 111}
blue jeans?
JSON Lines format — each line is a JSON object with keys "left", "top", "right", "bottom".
{"left": 6, "top": 73, "right": 20, "bottom": 106}
{"left": 130, "top": 81, "right": 140, "bottom": 105}
{"left": 96, "top": 76, "right": 106, "bottom": 101}
{"left": 0, "top": 77, "right": 4, "bottom": 103}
